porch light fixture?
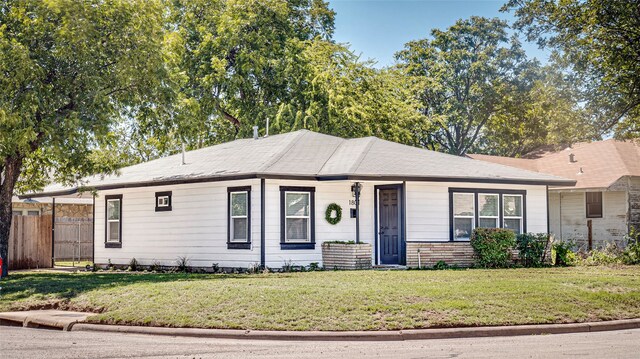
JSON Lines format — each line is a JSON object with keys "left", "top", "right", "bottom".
{"left": 351, "top": 183, "right": 362, "bottom": 198}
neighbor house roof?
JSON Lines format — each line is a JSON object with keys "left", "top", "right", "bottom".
{"left": 469, "top": 139, "right": 640, "bottom": 190}
{"left": 28, "top": 130, "right": 574, "bottom": 197}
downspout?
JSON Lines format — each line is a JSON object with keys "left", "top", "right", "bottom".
{"left": 402, "top": 181, "right": 407, "bottom": 266}
{"left": 546, "top": 185, "right": 550, "bottom": 235}
{"left": 260, "top": 178, "right": 265, "bottom": 268}
{"left": 51, "top": 197, "right": 56, "bottom": 267}
{"left": 92, "top": 194, "right": 95, "bottom": 265}
{"left": 559, "top": 193, "right": 563, "bottom": 241}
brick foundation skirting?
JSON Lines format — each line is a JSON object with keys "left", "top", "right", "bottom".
{"left": 406, "top": 242, "right": 476, "bottom": 268}
{"left": 322, "top": 243, "right": 372, "bottom": 270}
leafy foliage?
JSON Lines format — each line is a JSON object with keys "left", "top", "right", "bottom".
{"left": 551, "top": 241, "right": 577, "bottom": 267}
{"left": 470, "top": 228, "right": 517, "bottom": 268}
{"left": 0, "top": 0, "right": 168, "bottom": 277}
{"left": 516, "top": 233, "right": 549, "bottom": 267}
{"left": 505, "top": 0, "right": 640, "bottom": 138}
{"left": 622, "top": 227, "right": 640, "bottom": 265}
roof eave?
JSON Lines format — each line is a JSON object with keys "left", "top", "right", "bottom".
{"left": 22, "top": 172, "right": 575, "bottom": 198}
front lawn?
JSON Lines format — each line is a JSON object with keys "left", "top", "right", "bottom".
{"left": 1, "top": 267, "right": 639, "bottom": 331}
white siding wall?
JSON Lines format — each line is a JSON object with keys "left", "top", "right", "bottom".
{"left": 95, "top": 179, "right": 549, "bottom": 268}
{"left": 94, "top": 179, "right": 262, "bottom": 268}
{"left": 406, "top": 182, "right": 549, "bottom": 242}
{"left": 263, "top": 180, "right": 377, "bottom": 268}
{"left": 549, "top": 191, "right": 627, "bottom": 246}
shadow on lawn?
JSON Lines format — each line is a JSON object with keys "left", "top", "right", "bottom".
{"left": 0, "top": 272, "right": 262, "bottom": 308}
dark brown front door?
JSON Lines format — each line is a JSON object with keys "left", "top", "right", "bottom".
{"left": 379, "top": 189, "right": 400, "bottom": 264}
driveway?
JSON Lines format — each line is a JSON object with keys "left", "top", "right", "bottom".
{"left": 2, "top": 326, "right": 639, "bottom": 358}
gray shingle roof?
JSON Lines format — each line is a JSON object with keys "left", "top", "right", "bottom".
{"left": 33, "top": 130, "right": 574, "bottom": 196}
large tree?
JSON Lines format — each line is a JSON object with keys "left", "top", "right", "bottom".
{"left": 504, "top": 0, "right": 640, "bottom": 137}
{"left": 164, "top": 0, "right": 336, "bottom": 146}
{"left": 0, "top": 0, "right": 168, "bottom": 277}
{"left": 475, "top": 65, "right": 593, "bottom": 156}
{"left": 395, "top": 17, "right": 535, "bottom": 155}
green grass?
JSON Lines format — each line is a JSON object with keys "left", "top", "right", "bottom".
{"left": 1, "top": 267, "right": 639, "bottom": 331}
{"left": 54, "top": 261, "right": 93, "bottom": 268}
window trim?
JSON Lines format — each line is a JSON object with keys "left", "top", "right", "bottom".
{"left": 448, "top": 188, "right": 527, "bottom": 241}
{"left": 155, "top": 191, "right": 172, "bottom": 212}
{"left": 104, "top": 194, "right": 123, "bottom": 248}
{"left": 477, "top": 193, "right": 499, "bottom": 229}
{"left": 452, "top": 192, "right": 475, "bottom": 240}
{"left": 280, "top": 186, "right": 315, "bottom": 250}
{"left": 227, "top": 186, "right": 251, "bottom": 249}
{"left": 585, "top": 191, "right": 603, "bottom": 218}
{"left": 502, "top": 194, "right": 524, "bottom": 234}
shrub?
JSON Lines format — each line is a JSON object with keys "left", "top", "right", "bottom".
{"left": 128, "top": 258, "right": 140, "bottom": 271}
{"left": 622, "top": 227, "right": 640, "bottom": 265}
{"left": 432, "top": 260, "right": 450, "bottom": 270}
{"left": 516, "top": 233, "right": 549, "bottom": 267}
{"left": 176, "top": 256, "right": 191, "bottom": 273}
{"left": 149, "top": 260, "right": 162, "bottom": 272}
{"left": 583, "top": 243, "right": 623, "bottom": 266}
{"left": 552, "top": 241, "right": 577, "bottom": 266}
{"left": 308, "top": 262, "right": 321, "bottom": 271}
{"left": 470, "top": 228, "right": 516, "bottom": 268}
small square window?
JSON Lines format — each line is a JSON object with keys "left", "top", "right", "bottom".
{"left": 155, "top": 191, "right": 172, "bottom": 212}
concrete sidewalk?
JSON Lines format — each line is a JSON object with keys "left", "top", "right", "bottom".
{"left": 1, "top": 310, "right": 640, "bottom": 341}
{"left": 0, "top": 310, "right": 91, "bottom": 331}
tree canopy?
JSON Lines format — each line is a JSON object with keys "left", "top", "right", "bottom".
{"left": 0, "top": 0, "right": 168, "bottom": 277}
{"left": 504, "top": 0, "right": 640, "bottom": 138}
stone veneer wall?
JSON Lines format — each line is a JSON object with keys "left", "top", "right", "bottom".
{"left": 629, "top": 177, "right": 640, "bottom": 233}
{"left": 406, "top": 242, "right": 476, "bottom": 268}
{"left": 13, "top": 203, "right": 92, "bottom": 220}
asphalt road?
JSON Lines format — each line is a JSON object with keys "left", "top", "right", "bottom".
{"left": 2, "top": 326, "right": 640, "bottom": 359}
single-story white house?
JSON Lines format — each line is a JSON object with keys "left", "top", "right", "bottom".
{"left": 27, "top": 130, "right": 574, "bottom": 268}
{"left": 471, "top": 139, "right": 640, "bottom": 250}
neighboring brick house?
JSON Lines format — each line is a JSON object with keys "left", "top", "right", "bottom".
{"left": 471, "top": 140, "right": 640, "bottom": 249}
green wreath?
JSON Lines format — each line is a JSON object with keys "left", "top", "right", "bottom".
{"left": 325, "top": 203, "right": 342, "bottom": 225}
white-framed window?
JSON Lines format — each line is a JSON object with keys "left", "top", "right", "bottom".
{"left": 157, "top": 196, "right": 169, "bottom": 207}
{"left": 453, "top": 193, "right": 475, "bottom": 240}
{"left": 478, "top": 193, "right": 499, "bottom": 228}
{"left": 284, "top": 191, "right": 311, "bottom": 242}
{"left": 503, "top": 194, "right": 523, "bottom": 234}
{"left": 106, "top": 196, "right": 122, "bottom": 244}
{"left": 155, "top": 191, "right": 172, "bottom": 212}
{"left": 230, "top": 191, "right": 249, "bottom": 242}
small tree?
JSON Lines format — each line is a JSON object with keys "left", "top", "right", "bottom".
{"left": 0, "top": 0, "right": 168, "bottom": 278}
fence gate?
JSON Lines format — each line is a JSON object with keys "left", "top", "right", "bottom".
{"left": 54, "top": 218, "right": 93, "bottom": 266}
{"left": 9, "top": 215, "right": 53, "bottom": 270}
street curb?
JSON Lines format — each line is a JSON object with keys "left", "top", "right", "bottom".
{"left": 69, "top": 319, "right": 640, "bottom": 341}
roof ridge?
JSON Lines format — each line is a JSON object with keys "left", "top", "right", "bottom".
{"left": 348, "top": 137, "right": 377, "bottom": 174}
{"left": 316, "top": 137, "right": 349, "bottom": 175}
{"left": 258, "top": 130, "right": 308, "bottom": 173}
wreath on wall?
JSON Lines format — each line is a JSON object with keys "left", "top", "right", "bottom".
{"left": 325, "top": 203, "right": 342, "bottom": 225}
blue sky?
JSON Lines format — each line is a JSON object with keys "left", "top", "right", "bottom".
{"left": 327, "top": 0, "right": 551, "bottom": 68}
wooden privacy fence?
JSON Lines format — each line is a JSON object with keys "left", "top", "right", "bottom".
{"left": 9, "top": 215, "right": 53, "bottom": 270}
{"left": 54, "top": 219, "right": 93, "bottom": 262}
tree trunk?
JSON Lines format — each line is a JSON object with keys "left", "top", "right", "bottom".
{"left": 0, "top": 156, "right": 23, "bottom": 278}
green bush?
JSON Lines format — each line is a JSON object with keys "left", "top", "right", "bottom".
{"left": 552, "top": 241, "right": 577, "bottom": 266}
{"left": 470, "top": 228, "right": 516, "bottom": 268}
{"left": 516, "top": 233, "right": 549, "bottom": 267}
{"left": 582, "top": 243, "right": 623, "bottom": 266}
{"left": 432, "top": 260, "right": 450, "bottom": 270}
{"left": 622, "top": 227, "right": 640, "bottom": 265}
